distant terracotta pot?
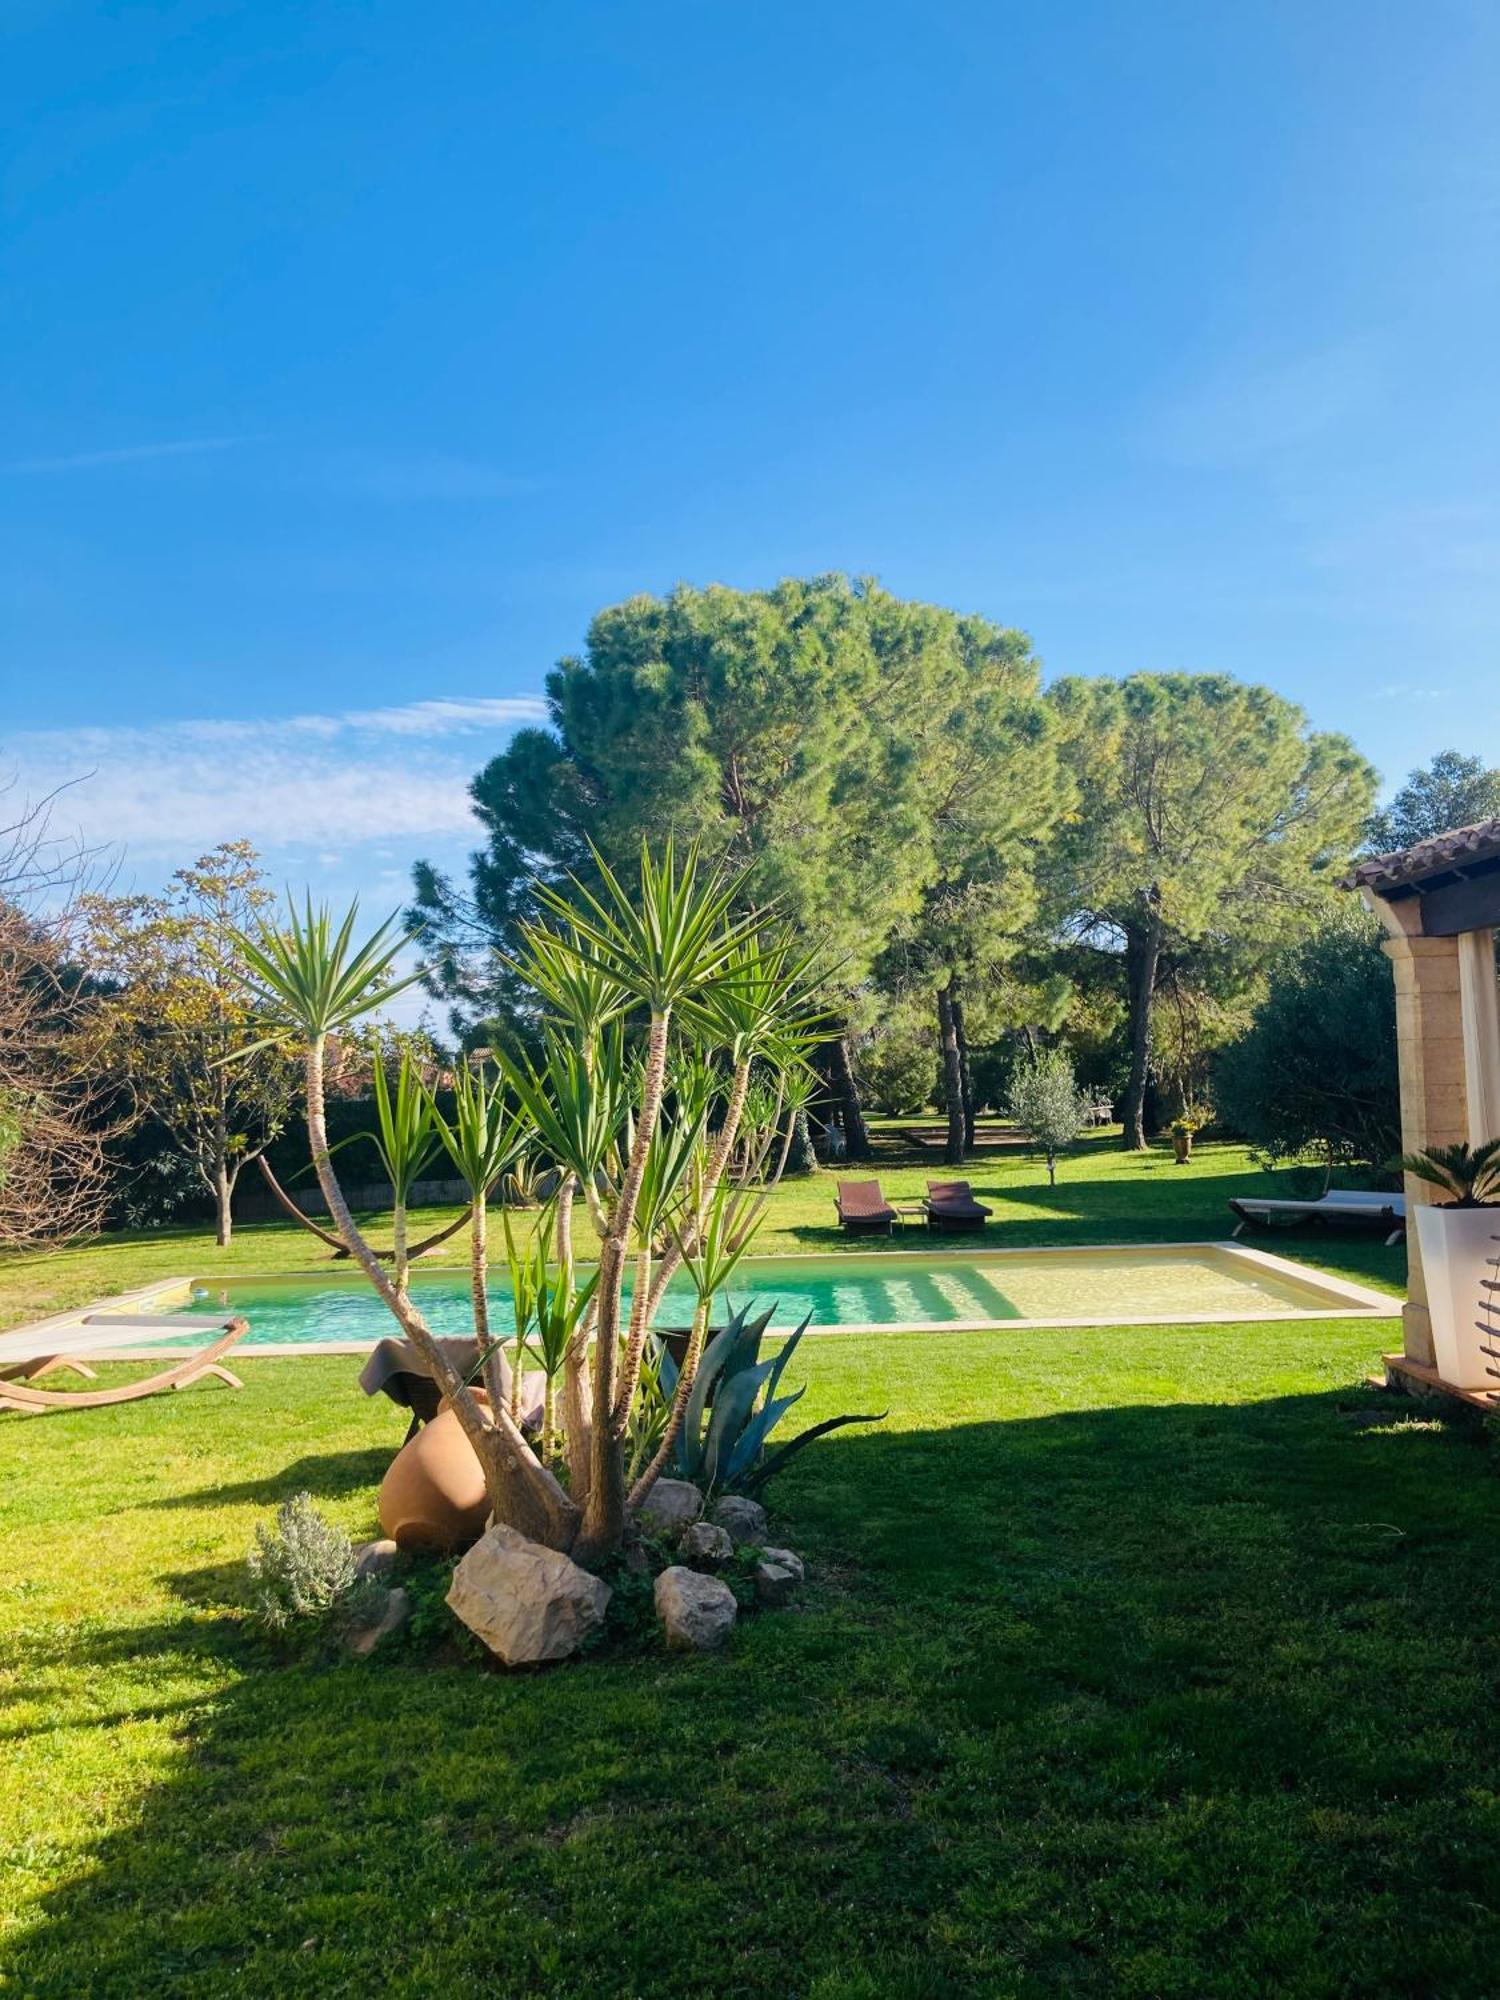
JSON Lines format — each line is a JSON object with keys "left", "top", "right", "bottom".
{"left": 379, "top": 1399, "right": 490, "bottom": 1553}
{"left": 1172, "top": 1130, "right": 1193, "bottom": 1164}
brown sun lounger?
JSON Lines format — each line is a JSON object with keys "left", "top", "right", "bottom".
{"left": 0, "top": 1313, "right": 247, "bottom": 1414}
{"left": 836, "top": 1179, "right": 900, "bottom": 1236}
{"left": 924, "top": 1180, "right": 993, "bottom": 1232}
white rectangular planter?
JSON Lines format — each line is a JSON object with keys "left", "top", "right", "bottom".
{"left": 1415, "top": 1203, "right": 1500, "bottom": 1390}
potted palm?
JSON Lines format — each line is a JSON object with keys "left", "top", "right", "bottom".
{"left": 1401, "top": 1140, "right": 1500, "bottom": 1388}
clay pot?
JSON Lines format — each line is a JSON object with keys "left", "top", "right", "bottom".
{"left": 1172, "top": 1130, "right": 1193, "bottom": 1164}
{"left": 379, "top": 1400, "right": 490, "bottom": 1553}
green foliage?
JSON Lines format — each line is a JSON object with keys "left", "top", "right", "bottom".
{"left": 667, "top": 1300, "right": 882, "bottom": 1494}
{"left": 1215, "top": 912, "right": 1399, "bottom": 1174}
{"left": 1045, "top": 672, "right": 1376, "bottom": 1143}
{"left": 244, "top": 1493, "right": 378, "bottom": 1638}
{"left": 856, "top": 1017, "right": 937, "bottom": 1116}
{"left": 366, "top": 1047, "right": 441, "bottom": 1205}
{"left": 1396, "top": 1139, "right": 1500, "bottom": 1208}
{"left": 1366, "top": 749, "right": 1500, "bottom": 853}
{"left": 1008, "top": 1047, "right": 1089, "bottom": 1184}
{"left": 234, "top": 896, "right": 422, "bottom": 1046}
{"left": 430, "top": 1060, "right": 523, "bottom": 1199}
{"left": 411, "top": 578, "right": 1054, "bottom": 1028}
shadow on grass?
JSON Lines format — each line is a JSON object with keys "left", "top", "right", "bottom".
{"left": 7, "top": 1382, "right": 1500, "bottom": 1995}
{"left": 140, "top": 1448, "right": 394, "bottom": 1513}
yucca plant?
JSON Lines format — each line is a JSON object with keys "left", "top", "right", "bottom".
{"left": 1395, "top": 1138, "right": 1500, "bottom": 1207}
{"left": 531, "top": 840, "right": 763, "bottom": 1563}
{"left": 429, "top": 1060, "right": 525, "bottom": 1400}
{"left": 233, "top": 896, "right": 580, "bottom": 1553}
{"left": 367, "top": 1046, "right": 442, "bottom": 1301}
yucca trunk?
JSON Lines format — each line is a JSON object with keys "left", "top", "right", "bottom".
{"left": 628, "top": 1292, "right": 710, "bottom": 1510}
{"left": 557, "top": 1177, "right": 593, "bottom": 1503}
{"left": 471, "top": 1195, "right": 507, "bottom": 1411}
{"left": 304, "top": 1038, "right": 579, "bottom": 1552}
{"left": 575, "top": 1012, "right": 672, "bottom": 1564}
{"left": 392, "top": 1199, "right": 409, "bottom": 1304}
{"left": 638, "top": 1056, "right": 753, "bottom": 1338}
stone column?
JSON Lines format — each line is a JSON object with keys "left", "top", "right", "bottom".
{"left": 1381, "top": 930, "right": 1469, "bottom": 1367}
{"left": 1457, "top": 928, "right": 1500, "bottom": 1146}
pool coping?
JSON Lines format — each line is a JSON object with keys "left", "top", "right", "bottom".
{"left": 0, "top": 1240, "right": 1401, "bottom": 1363}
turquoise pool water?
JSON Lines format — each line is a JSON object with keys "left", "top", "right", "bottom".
{"left": 163, "top": 1245, "right": 1377, "bottom": 1349}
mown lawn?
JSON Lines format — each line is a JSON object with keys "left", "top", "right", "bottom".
{"left": 0, "top": 1134, "right": 1406, "bottom": 1332}
{"left": 5, "top": 1137, "right": 1456, "bottom": 1996}
{"left": 12, "top": 1318, "right": 1500, "bottom": 1995}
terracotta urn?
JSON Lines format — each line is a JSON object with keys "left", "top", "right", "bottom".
{"left": 379, "top": 1398, "right": 490, "bottom": 1553}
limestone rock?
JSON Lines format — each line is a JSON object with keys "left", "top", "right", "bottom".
{"left": 654, "top": 1565, "right": 737, "bottom": 1651}
{"left": 755, "top": 1548, "right": 805, "bottom": 1607}
{"left": 352, "top": 1537, "right": 399, "bottom": 1580}
{"left": 639, "top": 1478, "right": 704, "bottom": 1536}
{"left": 447, "top": 1524, "right": 612, "bottom": 1665}
{"left": 711, "top": 1494, "right": 768, "bottom": 1545}
{"left": 345, "top": 1584, "right": 411, "bottom": 1657}
{"left": 679, "top": 1520, "right": 734, "bottom": 1570}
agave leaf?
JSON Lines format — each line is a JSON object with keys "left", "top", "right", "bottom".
{"left": 743, "top": 1411, "right": 888, "bottom": 1498}
{"left": 678, "top": 1313, "right": 748, "bottom": 1477}
{"left": 721, "top": 1384, "right": 806, "bottom": 1485}
{"left": 701, "top": 1354, "right": 779, "bottom": 1488}
{"left": 764, "top": 1311, "right": 811, "bottom": 1398}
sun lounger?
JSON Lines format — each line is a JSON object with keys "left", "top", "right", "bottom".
{"left": 0, "top": 1312, "right": 247, "bottom": 1414}
{"left": 836, "top": 1179, "right": 899, "bottom": 1235}
{"left": 924, "top": 1180, "right": 993, "bottom": 1232}
{"left": 1228, "top": 1190, "right": 1406, "bottom": 1246}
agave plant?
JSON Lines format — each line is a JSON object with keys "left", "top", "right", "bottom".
{"left": 1396, "top": 1138, "right": 1500, "bottom": 1207}
{"left": 663, "top": 1301, "right": 883, "bottom": 1497}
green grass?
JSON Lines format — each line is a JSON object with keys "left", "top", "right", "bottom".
{"left": 0, "top": 1134, "right": 1406, "bottom": 1332}
{"left": 18, "top": 1317, "right": 1500, "bottom": 1997}
{"left": 6, "top": 1135, "right": 1456, "bottom": 1996}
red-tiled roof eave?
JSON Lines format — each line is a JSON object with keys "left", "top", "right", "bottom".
{"left": 1341, "top": 816, "right": 1500, "bottom": 897}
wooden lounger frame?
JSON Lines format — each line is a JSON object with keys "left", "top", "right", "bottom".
{"left": 0, "top": 1317, "right": 248, "bottom": 1413}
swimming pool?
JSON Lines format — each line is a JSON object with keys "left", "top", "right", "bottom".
{"left": 115, "top": 1241, "right": 1395, "bottom": 1350}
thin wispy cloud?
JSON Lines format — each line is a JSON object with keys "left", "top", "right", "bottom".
{"left": 5, "top": 694, "right": 548, "bottom": 859}
{"left": 1138, "top": 337, "right": 1386, "bottom": 470}
{"left": 5, "top": 434, "right": 262, "bottom": 474}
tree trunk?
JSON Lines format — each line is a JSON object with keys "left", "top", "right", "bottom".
{"left": 213, "top": 1160, "right": 233, "bottom": 1248}
{"left": 787, "top": 1106, "right": 817, "bottom": 1175}
{"left": 1121, "top": 921, "right": 1162, "bottom": 1151}
{"left": 828, "top": 1036, "right": 870, "bottom": 1159}
{"left": 938, "top": 982, "right": 965, "bottom": 1167}
{"left": 951, "top": 988, "right": 976, "bottom": 1153}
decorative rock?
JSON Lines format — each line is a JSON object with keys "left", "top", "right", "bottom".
{"left": 711, "top": 1494, "right": 768, "bottom": 1545}
{"left": 679, "top": 1521, "right": 734, "bottom": 1570}
{"left": 352, "top": 1537, "right": 400, "bottom": 1580}
{"left": 754, "top": 1548, "right": 805, "bottom": 1607}
{"left": 345, "top": 1584, "right": 411, "bottom": 1657}
{"left": 447, "top": 1524, "right": 612, "bottom": 1666}
{"left": 654, "top": 1565, "right": 738, "bottom": 1652}
{"left": 638, "top": 1478, "right": 704, "bottom": 1536}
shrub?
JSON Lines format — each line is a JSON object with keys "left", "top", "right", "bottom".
{"left": 245, "top": 1493, "right": 378, "bottom": 1636}
{"left": 855, "top": 1022, "right": 936, "bottom": 1117}
{"left": 1214, "top": 911, "right": 1398, "bottom": 1176}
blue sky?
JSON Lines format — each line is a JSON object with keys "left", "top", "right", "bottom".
{"left": 4, "top": 0, "right": 1498, "bottom": 986}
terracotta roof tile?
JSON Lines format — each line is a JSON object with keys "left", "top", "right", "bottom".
{"left": 1343, "top": 816, "right": 1500, "bottom": 895}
